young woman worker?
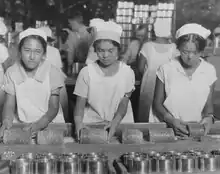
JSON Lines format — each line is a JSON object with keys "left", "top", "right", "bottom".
{"left": 74, "top": 21, "right": 135, "bottom": 140}
{"left": 0, "top": 28, "right": 65, "bottom": 136}
{"left": 152, "top": 23, "right": 216, "bottom": 136}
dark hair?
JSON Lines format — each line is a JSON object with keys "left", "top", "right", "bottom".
{"left": 67, "top": 11, "right": 84, "bottom": 24}
{"left": 18, "top": 35, "right": 47, "bottom": 53}
{"left": 93, "top": 39, "right": 120, "bottom": 52}
{"left": 137, "top": 24, "right": 147, "bottom": 31}
{"left": 176, "top": 34, "right": 206, "bottom": 52}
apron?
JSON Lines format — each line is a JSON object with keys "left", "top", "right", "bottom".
{"left": 14, "top": 70, "right": 64, "bottom": 123}
{"left": 138, "top": 42, "right": 175, "bottom": 122}
{"left": 83, "top": 62, "right": 134, "bottom": 123}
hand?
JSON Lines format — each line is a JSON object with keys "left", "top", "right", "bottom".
{"left": 0, "top": 125, "right": 6, "bottom": 139}
{"left": 0, "top": 119, "right": 13, "bottom": 138}
{"left": 23, "top": 120, "right": 48, "bottom": 133}
{"left": 75, "top": 123, "right": 89, "bottom": 141}
{"left": 200, "top": 116, "right": 213, "bottom": 135}
{"left": 104, "top": 122, "right": 117, "bottom": 142}
{"left": 169, "top": 119, "right": 189, "bottom": 137}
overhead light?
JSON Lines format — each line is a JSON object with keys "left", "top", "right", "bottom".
{"left": 47, "top": 0, "right": 55, "bottom": 6}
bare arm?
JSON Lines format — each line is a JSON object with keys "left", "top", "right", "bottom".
{"left": 112, "top": 91, "right": 132, "bottom": 124}
{"left": 38, "top": 89, "right": 61, "bottom": 125}
{"left": 121, "top": 48, "right": 132, "bottom": 64}
{"left": 23, "top": 88, "right": 62, "bottom": 132}
{"left": 152, "top": 77, "right": 174, "bottom": 124}
{"left": 106, "top": 91, "right": 133, "bottom": 140}
{"left": 202, "top": 83, "right": 215, "bottom": 120}
{"left": 2, "top": 94, "right": 16, "bottom": 129}
{"left": 74, "top": 96, "right": 87, "bottom": 128}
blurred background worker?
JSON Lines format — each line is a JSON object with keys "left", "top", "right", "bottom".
{"left": 85, "top": 18, "right": 105, "bottom": 65}
{"left": 66, "top": 11, "right": 93, "bottom": 76}
{"left": 39, "top": 26, "right": 63, "bottom": 69}
{"left": 121, "top": 24, "right": 148, "bottom": 66}
{"left": 137, "top": 18, "right": 177, "bottom": 122}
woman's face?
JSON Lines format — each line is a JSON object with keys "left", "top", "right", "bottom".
{"left": 20, "top": 37, "right": 45, "bottom": 70}
{"left": 179, "top": 41, "right": 201, "bottom": 67}
{"left": 96, "top": 40, "right": 119, "bottom": 66}
{"left": 136, "top": 28, "right": 146, "bottom": 41}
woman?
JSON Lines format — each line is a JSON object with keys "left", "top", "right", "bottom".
{"left": 39, "top": 26, "right": 63, "bottom": 69}
{"left": 0, "top": 28, "right": 65, "bottom": 135}
{"left": 137, "top": 18, "right": 177, "bottom": 122}
{"left": 121, "top": 24, "right": 148, "bottom": 65}
{"left": 153, "top": 23, "right": 215, "bottom": 136}
{"left": 0, "top": 20, "right": 9, "bottom": 120}
{"left": 74, "top": 21, "right": 135, "bottom": 140}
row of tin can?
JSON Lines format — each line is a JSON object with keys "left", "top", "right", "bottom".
{"left": 117, "top": 2, "right": 175, "bottom": 11}
{"left": 121, "top": 150, "right": 220, "bottom": 173}
{"left": 117, "top": 9, "right": 174, "bottom": 17}
{"left": 11, "top": 152, "right": 109, "bottom": 174}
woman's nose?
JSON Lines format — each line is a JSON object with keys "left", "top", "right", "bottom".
{"left": 188, "top": 53, "right": 194, "bottom": 59}
{"left": 103, "top": 51, "right": 109, "bottom": 58}
{"left": 29, "top": 51, "right": 35, "bottom": 60}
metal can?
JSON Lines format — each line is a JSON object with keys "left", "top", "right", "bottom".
{"left": 62, "top": 156, "right": 80, "bottom": 174}
{"left": 199, "top": 153, "right": 220, "bottom": 172}
{"left": 158, "top": 155, "right": 174, "bottom": 173}
{"left": 34, "top": 156, "right": 53, "bottom": 174}
{"left": 131, "top": 155, "right": 149, "bottom": 174}
{"left": 11, "top": 157, "right": 33, "bottom": 174}
{"left": 122, "top": 152, "right": 140, "bottom": 168}
{"left": 176, "top": 154, "right": 197, "bottom": 173}
{"left": 81, "top": 153, "right": 108, "bottom": 174}
{"left": 57, "top": 153, "right": 81, "bottom": 174}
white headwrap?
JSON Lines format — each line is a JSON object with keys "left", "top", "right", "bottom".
{"left": 214, "top": 26, "right": 220, "bottom": 35}
{"left": 89, "top": 18, "right": 105, "bottom": 32}
{"left": 39, "top": 26, "right": 52, "bottom": 38}
{"left": 94, "top": 21, "right": 122, "bottom": 44}
{"left": 0, "top": 20, "right": 7, "bottom": 35}
{"left": 19, "top": 28, "right": 47, "bottom": 42}
{"left": 154, "top": 18, "right": 171, "bottom": 38}
{"left": 176, "top": 23, "right": 211, "bottom": 39}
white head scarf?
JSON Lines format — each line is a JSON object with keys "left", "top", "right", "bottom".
{"left": 89, "top": 18, "right": 105, "bottom": 32}
{"left": 154, "top": 18, "right": 171, "bottom": 38}
{"left": 39, "top": 26, "right": 53, "bottom": 38}
{"left": 0, "top": 20, "right": 7, "bottom": 35}
{"left": 19, "top": 28, "right": 47, "bottom": 43}
{"left": 176, "top": 23, "right": 211, "bottom": 39}
{"left": 94, "top": 21, "right": 122, "bottom": 44}
{"left": 214, "top": 25, "right": 220, "bottom": 35}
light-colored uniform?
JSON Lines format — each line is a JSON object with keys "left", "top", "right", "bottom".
{"left": 3, "top": 60, "right": 65, "bottom": 123}
{"left": 46, "top": 45, "right": 63, "bottom": 69}
{"left": 86, "top": 47, "right": 98, "bottom": 65}
{"left": 0, "top": 43, "right": 8, "bottom": 85}
{"left": 74, "top": 62, "right": 135, "bottom": 123}
{"left": 150, "top": 58, "right": 217, "bottom": 122}
{"left": 138, "top": 42, "right": 176, "bottom": 122}
{"left": 121, "top": 40, "right": 141, "bottom": 64}
{"left": 66, "top": 28, "right": 92, "bottom": 63}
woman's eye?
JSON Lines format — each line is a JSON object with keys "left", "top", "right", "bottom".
{"left": 36, "top": 50, "right": 42, "bottom": 54}
{"left": 24, "top": 49, "right": 30, "bottom": 52}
